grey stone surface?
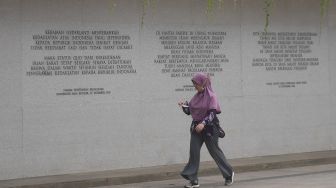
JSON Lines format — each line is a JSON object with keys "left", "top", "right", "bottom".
{"left": 0, "top": 0, "right": 335, "bottom": 181}
{"left": 104, "top": 164, "right": 336, "bottom": 188}
{"left": 0, "top": 150, "right": 335, "bottom": 188}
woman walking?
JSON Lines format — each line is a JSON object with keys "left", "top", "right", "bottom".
{"left": 178, "top": 72, "right": 234, "bottom": 188}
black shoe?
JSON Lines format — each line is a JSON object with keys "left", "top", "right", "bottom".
{"left": 184, "top": 180, "right": 200, "bottom": 188}
{"left": 225, "top": 171, "right": 234, "bottom": 186}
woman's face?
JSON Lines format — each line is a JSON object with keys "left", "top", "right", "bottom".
{"left": 192, "top": 81, "right": 204, "bottom": 93}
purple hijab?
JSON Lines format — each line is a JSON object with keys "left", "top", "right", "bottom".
{"left": 189, "top": 73, "right": 221, "bottom": 121}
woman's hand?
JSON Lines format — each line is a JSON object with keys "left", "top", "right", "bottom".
{"left": 178, "top": 100, "right": 185, "bottom": 107}
{"left": 177, "top": 100, "right": 188, "bottom": 107}
{"left": 195, "top": 123, "right": 205, "bottom": 133}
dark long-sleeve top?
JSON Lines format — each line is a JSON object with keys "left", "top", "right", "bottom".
{"left": 182, "top": 105, "right": 216, "bottom": 126}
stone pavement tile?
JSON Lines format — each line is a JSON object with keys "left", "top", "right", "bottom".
{"left": 2, "top": 151, "right": 336, "bottom": 188}
{"left": 96, "top": 164, "right": 336, "bottom": 188}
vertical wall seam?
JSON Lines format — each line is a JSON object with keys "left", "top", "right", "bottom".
{"left": 327, "top": 2, "right": 333, "bottom": 150}
{"left": 239, "top": 0, "right": 246, "bottom": 132}
{"left": 239, "top": 0, "right": 244, "bottom": 97}
{"left": 19, "top": 0, "right": 24, "bottom": 179}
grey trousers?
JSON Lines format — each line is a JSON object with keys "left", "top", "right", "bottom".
{"left": 181, "top": 125, "right": 233, "bottom": 182}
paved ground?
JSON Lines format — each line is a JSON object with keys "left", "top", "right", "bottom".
{"left": 2, "top": 151, "right": 335, "bottom": 188}
{"left": 96, "top": 164, "right": 336, "bottom": 188}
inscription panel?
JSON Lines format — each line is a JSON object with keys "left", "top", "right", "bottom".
{"left": 141, "top": 25, "right": 242, "bottom": 98}
{"left": 241, "top": 0, "right": 329, "bottom": 96}
{"left": 22, "top": 24, "right": 139, "bottom": 105}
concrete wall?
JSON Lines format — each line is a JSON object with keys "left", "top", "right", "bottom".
{"left": 330, "top": 0, "right": 336, "bottom": 149}
{"left": 0, "top": 0, "right": 335, "bottom": 180}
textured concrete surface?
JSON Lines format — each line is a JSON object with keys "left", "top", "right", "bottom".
{"left": 100, "top": 164, "right": 336, "bottom": 188}
{"left": 1, "top": 0, "right": 336, "bottom": 180}
{"left": 0, "top": 150, "right": 335, "bottom": 188}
